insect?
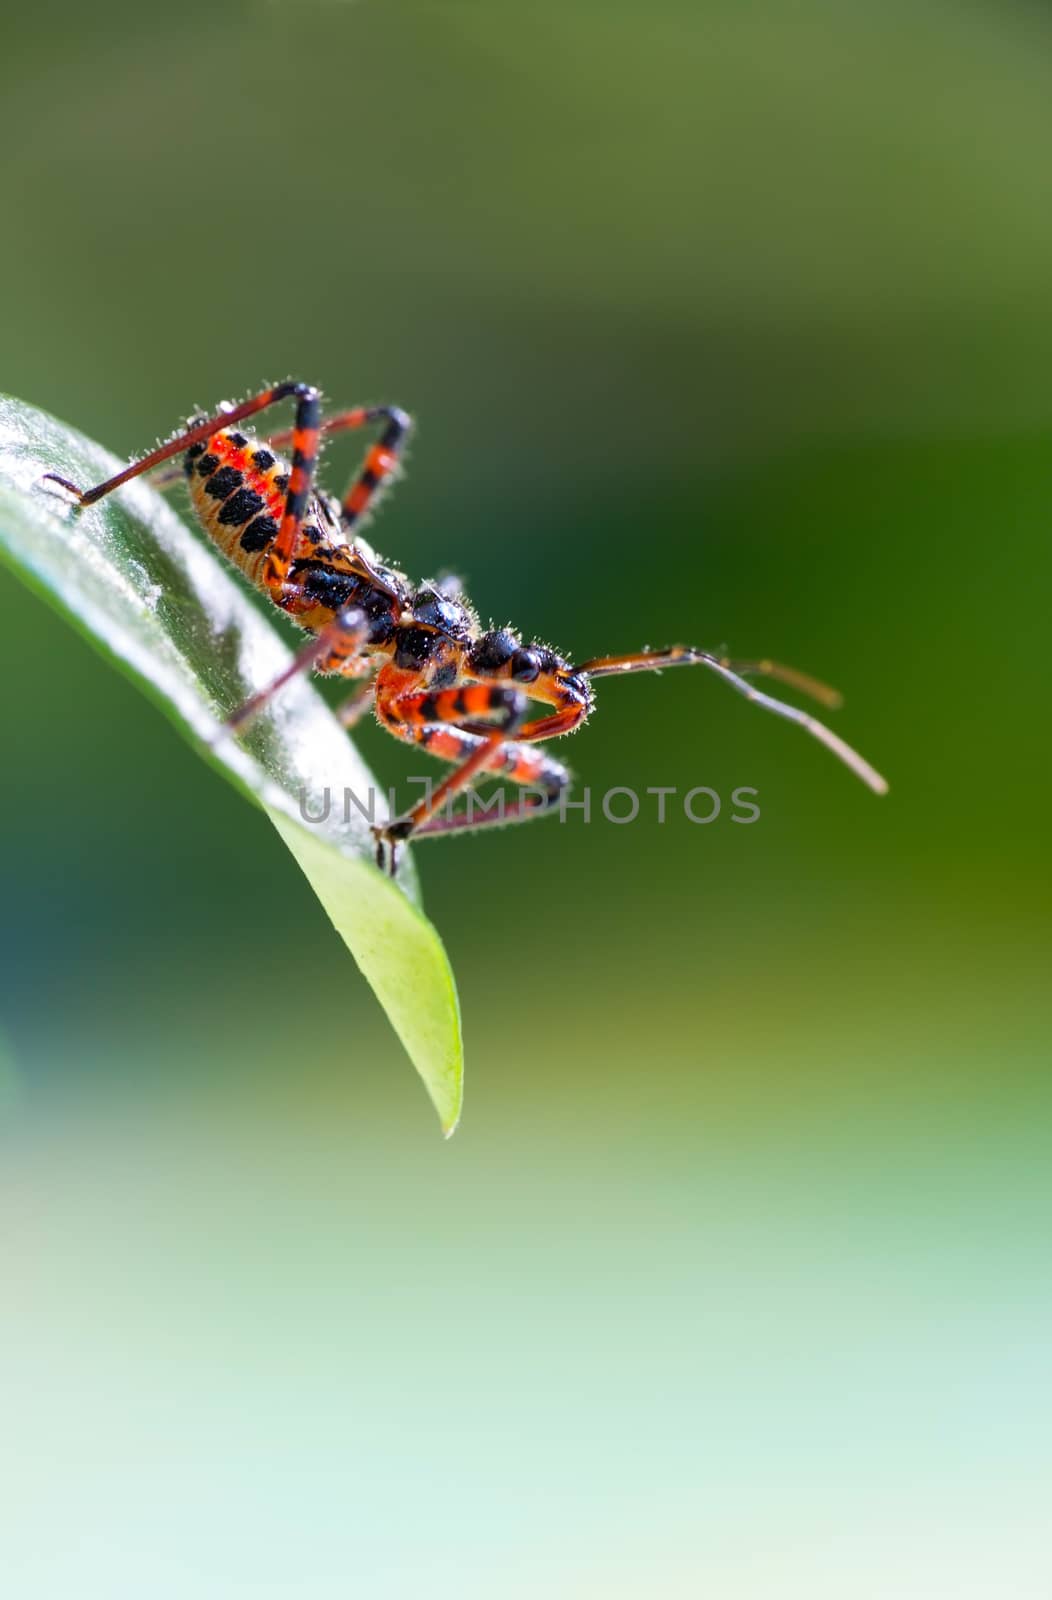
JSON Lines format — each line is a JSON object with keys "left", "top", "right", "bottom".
{"left": 44, "top": 380, "right": 887, "bottom": 873}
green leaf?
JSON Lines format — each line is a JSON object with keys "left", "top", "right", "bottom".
{"left": 0, "top": 394, "right": 463, "bottom": 1134}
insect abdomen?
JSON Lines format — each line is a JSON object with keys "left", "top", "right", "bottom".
{"left": 183, "top": 427, "right": 311, "bottom": 590}
{"left": 182, "top": 426, "right": 394, "bottom": 640}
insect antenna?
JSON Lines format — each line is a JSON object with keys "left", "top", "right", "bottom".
{"left": 576, "top": 647, "right": 888, "bottom": 796}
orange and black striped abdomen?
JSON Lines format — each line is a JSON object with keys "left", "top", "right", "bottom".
{"left": 183, "top": 427, "right": 401, "bottom": 644}
{"left": 183, "top": 427, "right": 332, "bottom": 594}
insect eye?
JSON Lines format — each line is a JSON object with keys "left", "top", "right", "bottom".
{"left": 510, "top": 648, "right": 541, "bottom": 683}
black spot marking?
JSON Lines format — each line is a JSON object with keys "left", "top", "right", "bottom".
{"left": 228, "top": 431, "right": 248, "bottom": 447}
{"left": 204, "top": 465, "right": 242, "bottom": 500}
{"left": 240, "top": 515, "right": 278, "bottom": 552}
{"left": 186, "top": 440, "right": 206, "bottom": 461}
{"left": 218, "top": 487, "right": 267, "bottom": 527}
{"left": 302, "top": 524, "right": 323, "bottom": 546}
{"left": 274, "top": 473, "right": 290, "bottom": 494}
{"left": 195, "top": 452, "right": 219, "bottom": 478}
{"left": 252, "top": 449, "right": 275, "bottom": 472}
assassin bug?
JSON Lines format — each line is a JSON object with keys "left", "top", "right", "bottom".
{"left": 44, "top": 380, "right": 887, "bottom": 873}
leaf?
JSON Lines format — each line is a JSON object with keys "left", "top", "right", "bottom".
{"left": 0, "top": 394, "right": 463, "bottom": 1134}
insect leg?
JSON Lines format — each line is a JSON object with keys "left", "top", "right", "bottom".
{"left": 379, "top": 682, "right": 525, "bottom": 831}
{"left": 144, "top": 407, "right": 408, "bottom": 493}
{"left": 333, "top": 407, "right": 413, "bottom": 535}
{"left": 194, "top": 406, "right": 413, "bottom": 518}
{"left": 372, "top": 675, "right": 574, "bottom": 868}
{"left": 43, "top": 380, "right": 329, "bottom": 619}
{"left": 408, "top": 723, "right": 570, "bottom": 838}
{"left": 42, "top": 381, "right": 322, "bottom": 505}
{"left": 224, "top": 606, "right": 369, "bottom": 734}
{"left": 410, "top": 789, "right": 565, "bottom": 843}
{"left": 335, "top": 673, "right": 377, "bottom": 731}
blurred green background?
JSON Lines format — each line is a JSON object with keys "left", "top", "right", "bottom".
{"left": 1, "top": 2, "right": 1050, "bottom": 1595}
